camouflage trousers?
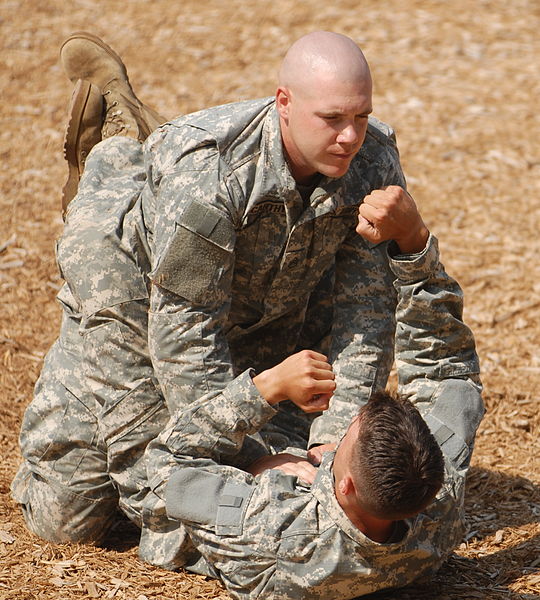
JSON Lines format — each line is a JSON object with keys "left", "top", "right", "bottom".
{"left": 12, "top": 137, "right": 313, "bottom": 561}
{"left": 11, "top": 138, "right": 165, "bottom": 543}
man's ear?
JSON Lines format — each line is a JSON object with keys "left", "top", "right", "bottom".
{"left": 276, "top": 87, "right": 290, "bottom": 121}
{"left": 338, "top": 474, "right": 356, "bottom": 497}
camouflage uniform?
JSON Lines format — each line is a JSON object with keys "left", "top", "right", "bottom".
{"left": 14, "top": 98, "right": 407, "bottom": 544}
{"left": 143, "top": 234, "right": 483, "bottom": 598}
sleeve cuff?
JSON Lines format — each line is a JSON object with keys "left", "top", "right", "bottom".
{"left": 308, "top": 415, "right": 351, "bottom": 448}
{"left": 387, "top": 233, "right": 441, "bottom": 283}
{"left": 222, "top": 369, "right": 278, "bottom": 433}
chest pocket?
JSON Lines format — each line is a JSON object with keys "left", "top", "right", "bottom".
{"left": 233, "top": 208, "right": 288, "bottom": 298}
{"left": 313, "top": 211, "right": 356, "bottom": 272}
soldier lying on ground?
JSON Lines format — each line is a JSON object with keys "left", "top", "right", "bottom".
{"left": 141, "top": 230, "right": 484, "bottom": 599}
{"left": 11, "top": 29, "right": 483, "bottom": 598}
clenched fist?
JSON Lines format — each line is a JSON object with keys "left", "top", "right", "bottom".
{"left": 252, "top": 350, "right": 336, "bottom": 413}
{"left": 356, "top": 185, "right": 429, "bottom": 253}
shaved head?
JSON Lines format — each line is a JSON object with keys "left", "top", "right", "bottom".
{"left": 278, "top": 31, "right": 371, "bottom": 98}
{"left": 275, "top": 32, "right": 373, "bottom": 183}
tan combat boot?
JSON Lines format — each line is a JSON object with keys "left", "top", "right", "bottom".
{"left": 62, "top": 79, "right": 103, "bottom": 218}
{"left": 60, "top": 31, "right": 167, "bottom": 142}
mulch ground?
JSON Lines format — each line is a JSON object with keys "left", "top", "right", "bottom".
{"left": 1, "top": 0, "right": 538, "bottom": 598}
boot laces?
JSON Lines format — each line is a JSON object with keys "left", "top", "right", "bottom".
{"left": 102, "top": 90, "right": 131, "bottom": 137}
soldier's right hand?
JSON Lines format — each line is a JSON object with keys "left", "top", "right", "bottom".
{"left": 252, "top": 350, "right": 336, "bottom": 413}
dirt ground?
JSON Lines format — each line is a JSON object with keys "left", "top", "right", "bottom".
{"left": 1, "top": 0, "right": 539, "bottom": 598}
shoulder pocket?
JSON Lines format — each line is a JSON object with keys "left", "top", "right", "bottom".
{"left": 165, "top": 467, "right": 253, "bottom": 536}
{"left": 151, "top": 200, "right": 235, "bottom": 304}
{"left": 424, "top": 379, "right": 484, "bottom": 468}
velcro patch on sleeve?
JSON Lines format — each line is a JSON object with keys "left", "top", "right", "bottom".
{"left": 165, "top": 468, "right": 253, "bottom": 537}
{"left": 151, "top": 201, "right": 235, "bottom": 303}
{"left": 215, "top": 480, "right": 254, "bottom": 536}
{"left": 424, "top": 379, "right": 485, "bottom": 467}
{"left": 166, "top": 468, "right": 225, "bottom": 525}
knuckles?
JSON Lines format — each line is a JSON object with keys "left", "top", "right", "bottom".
{"left": 364, "top": 185, "right": 407, "bottom": 209}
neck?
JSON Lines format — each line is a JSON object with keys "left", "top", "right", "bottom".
{"left": 279, "top": 121, "right": 318, "bottom": 185}
{"left": 347, "top": 505, "right": 395, "bottom": 543}
{"left": 335, "top": 483, "right": 395, "bottom": 542}
{"left": 284, "top": 147, "right": 317, "bottom": 185}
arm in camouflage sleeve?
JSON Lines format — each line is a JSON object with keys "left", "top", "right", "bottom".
{"left": 145, "top": 135, "right": 240, "bottom": 414}
{"left": 308, "top": 129, "right": 406, "bottom": 447}
{"left": 147, "top": 369, "right": 276, "bottom": 492}
{"left": 145, "top": 370, "right": 280, "bottom": 597}
{"left": 390, "top": 234, "right": 484, "bottom": 469}
{"left": 308, "top": 234, "right": 397, "bottom": 446}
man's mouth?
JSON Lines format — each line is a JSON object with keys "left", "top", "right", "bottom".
{"left": 331, "top": 151, "right": 355, "bottom": 160}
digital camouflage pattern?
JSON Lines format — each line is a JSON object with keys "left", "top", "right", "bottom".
{"left": 13, "top": 96, "right": 407, "bottom": 543}
{"left": 143, "top": 234, "right": 483, "bottom": 599}
{"left": 10, "top": 98, "right": 483, "bottom": 596}
{"left": 143, "top": 97, "right": 406, "bottom": 446}
{"left": 12, "top": 138, "right": 162, "bottom": 540}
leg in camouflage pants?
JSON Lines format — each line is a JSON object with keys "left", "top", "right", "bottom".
{"left": 12, "top": 137, "right": 168, "bottom": 542}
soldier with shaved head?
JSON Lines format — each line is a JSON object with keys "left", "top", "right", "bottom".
{"left": 12, "top": 31, "right": 482, "bottom": 598}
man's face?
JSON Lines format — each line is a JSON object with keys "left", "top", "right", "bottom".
{"left": 277, "top": 76, "right": 372, "bottom": 183}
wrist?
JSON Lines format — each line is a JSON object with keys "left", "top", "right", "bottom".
{"left": 395, "top": 223, "right": 429, "bottom": 254}
{"left": 252, "top": 369, "right": 283, "bottom": 405}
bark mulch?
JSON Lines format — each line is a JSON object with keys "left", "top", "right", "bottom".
{"left": 1, "top": 0, "right": 538, "bottom": 598}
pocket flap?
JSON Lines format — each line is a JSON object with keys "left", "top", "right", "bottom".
{"left": 177, "top": 201, "right": 235, "bottom": 252}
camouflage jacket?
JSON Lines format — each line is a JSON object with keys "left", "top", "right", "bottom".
{"left": 144, "top": 235, "right": 483, "bottom": 599}
{"left": 141, "top": 97, "right": 406, "bottom": 446}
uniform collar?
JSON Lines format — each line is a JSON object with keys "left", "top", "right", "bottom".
{"left": 311, "top": 451, "right": 413, "bottom": 550}
{"left": 262, "top": 106, "right": 357, "bottom": 226}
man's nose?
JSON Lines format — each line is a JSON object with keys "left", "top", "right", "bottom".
{"left": 337, "top": 122, "right": 359, "bottom": 145}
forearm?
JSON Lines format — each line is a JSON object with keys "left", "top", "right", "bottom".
{"left": 390, "top": 234, "right": 484, "bottom": 467}
{"left": 309, "top": 239, "right": 397, "bottom": 446}
{"left": 391, "top": 234, "right": 480, "bottom": 394}
{"left": 142, "top": 372, "right": 278, "bottom": 581}
{"left": 146, "top": 369, "right": 276, "bottom": 495}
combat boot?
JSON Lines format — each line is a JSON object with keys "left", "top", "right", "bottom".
{"left": 60, "top": 31, "right": 166, "bottom": 142}
{"left": 61, "top": 79, "right": 103, "bottom": 218}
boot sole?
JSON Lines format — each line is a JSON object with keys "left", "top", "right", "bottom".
{"left": 62, "top": 79, "right": 95, "bottom": 218}
{"left": 60, "top": 31, "right": 130, "bottom": 86}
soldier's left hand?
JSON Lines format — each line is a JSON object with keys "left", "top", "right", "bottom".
{"left": 356, "top": 185, "right": 429, "bottom": 253}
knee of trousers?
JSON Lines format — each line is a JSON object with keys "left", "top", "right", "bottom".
{"left": 11, "top": 462, "right": 118, "bottom": 545}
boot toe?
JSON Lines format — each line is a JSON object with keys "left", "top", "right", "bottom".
{"left": 60, "top": 32, "right": 128, "bottom": 89}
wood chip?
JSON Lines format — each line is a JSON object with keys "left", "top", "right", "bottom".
{"left": 0, "top": 234, "right": 17, "bottom": 254}
{"left": 85, "top": 581, "right": 100, "bottom": 598}
{"left": 0, "top": 530, "right": 15, "bottom": 544}
{"left": 0, "top": 260, "right": 24, "bottom": 270}
{"left": 493, "top": 529, "right": 504, "bottom": 544}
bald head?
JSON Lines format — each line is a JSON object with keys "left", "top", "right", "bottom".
{"left": 278, "top": 31, "right": 371, "bottom": 97}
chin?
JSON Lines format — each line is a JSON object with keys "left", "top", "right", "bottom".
{"left": 319, "top": 164, "right": 351, "bottom": 179}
